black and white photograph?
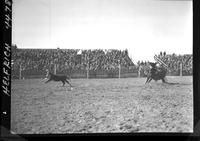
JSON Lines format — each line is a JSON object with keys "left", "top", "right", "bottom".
{"left": 11, "top": 0, "right": 193, "bottom": 134}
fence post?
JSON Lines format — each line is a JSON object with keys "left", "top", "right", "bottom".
{"left": 54, "top": 64, "right": 57, "bottom": 74}
{"left": 180, "top": 63, "right": 182, "bottom": 76}
{"left": 85, "top": 54, "right": 89, "bottom": 79}
{"left": 19, "top": 64, "right": 22, "bottom": 80}
{"left": 87, "top": 69, "right": 89, "bottom": 79}
{"left": 118, "top": 64, "right": 121, "bottom": 79}
{"left": 138, "top": 66, "right": 141, "bottom": 78}
{"left": 86, "top": 63, "right": 89, "bottom": 79}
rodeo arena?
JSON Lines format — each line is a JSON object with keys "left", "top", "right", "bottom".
{"left": 11, "top": 44, "right": 193, "bottom": 133}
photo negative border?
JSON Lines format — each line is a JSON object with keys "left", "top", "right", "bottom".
{"left": 1, "top": 0, "right": 200, "bottom": 140}
{"left": 1, "top": 0, "right": 12, "bottom": 138}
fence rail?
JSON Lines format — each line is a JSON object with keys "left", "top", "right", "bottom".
{"left": 11, "top": 63, "right": 192, "bottom": 79}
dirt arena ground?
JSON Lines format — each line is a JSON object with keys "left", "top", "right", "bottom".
{"left": 11, "top": 76, "right": 193, "bottom": 134}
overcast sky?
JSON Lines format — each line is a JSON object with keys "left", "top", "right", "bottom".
{"left": 12, "top": 0, "right": 192, "bottom": 62}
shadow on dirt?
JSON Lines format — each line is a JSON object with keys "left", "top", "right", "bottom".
{"left": 164, "top": 82, "right": 192, "bottom": 85}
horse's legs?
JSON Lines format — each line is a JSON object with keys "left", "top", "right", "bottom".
{"left": 145, "top": 77, "right": 150, "bottom": 84}
{"left": 161, "top": 77, "right": 166, "bottom": 83}
{"left": 45, "top": 79, "right": 52, "bottom": 83}
{"left": 65, "top": 80, "right": 72, "bottom": 87}
{"left": 147, "top": 78, "right": 152, "bottom": 83}
{"left": 62, "top": 80, "right": 65, "bottom": 86}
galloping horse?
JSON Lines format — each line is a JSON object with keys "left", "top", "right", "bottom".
{"left": 145, "top": 62, "right": 168, "bottom": 83}
{"left": 45, "top": 69, "right": 72, "bottom": 87}
{"left": 145, "top": 55, "right": 169, "bottom": 83}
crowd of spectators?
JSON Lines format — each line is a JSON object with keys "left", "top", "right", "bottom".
{"left": 11, "top": 45, "right": 134, "bottom": 76}
{"left": 11, "top": 44, "right": 192, "bottom": 77}
{"left": 158, "top": 52, "right": 192, "bottom": 75}
{"left": 137, "top": 51, "right": 193, "bottom": 76}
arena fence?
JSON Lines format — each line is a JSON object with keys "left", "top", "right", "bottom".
{"left": 11, "top": 64, "right": 138, "bottom": 79}
{"left": 11, "top": 63, "right": 192, "bottom": 79}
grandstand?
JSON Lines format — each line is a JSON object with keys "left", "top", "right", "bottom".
{"left": 137, "top": 52, "right": 193, "bottom": 77}
{"left": 11, "top": 45, "right": 192, "bottom": 79}
{"left": 11, "top": 45, "right": 136, "bottom": 79}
